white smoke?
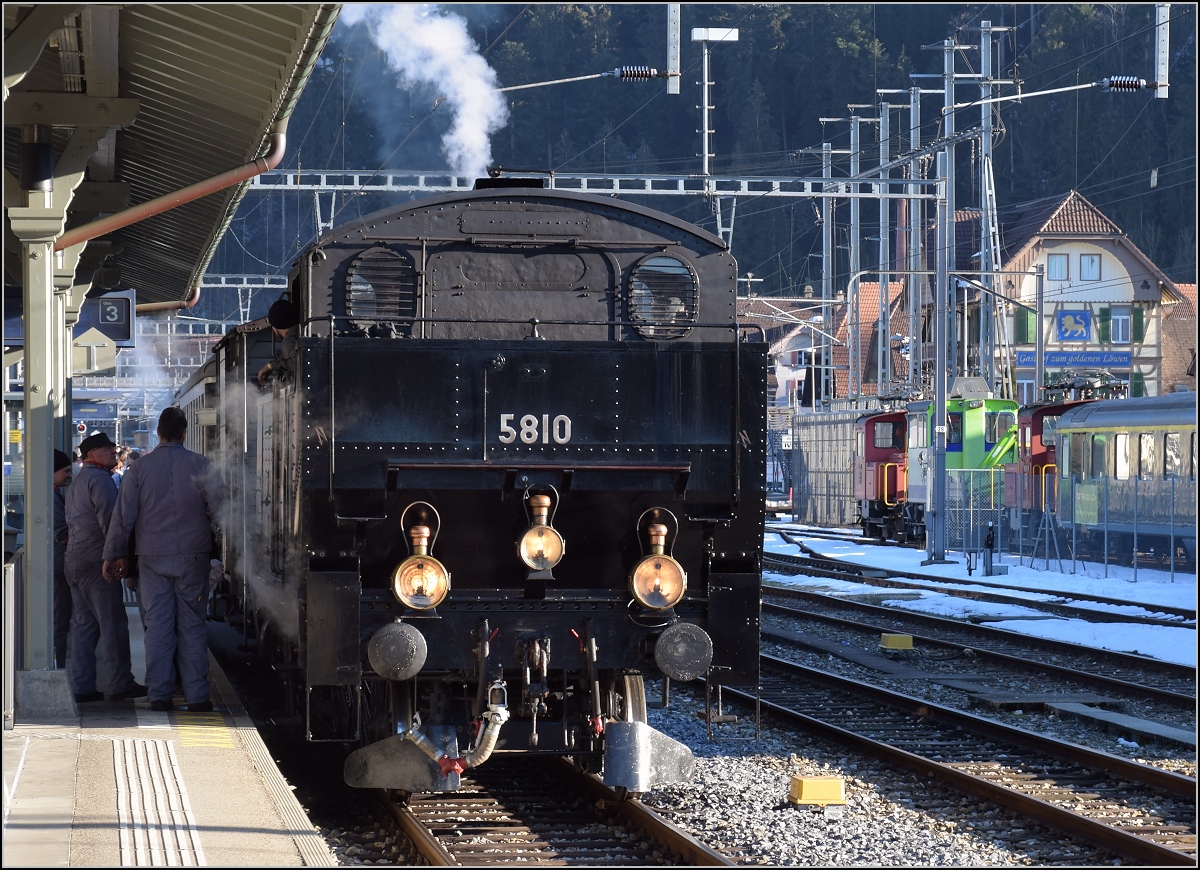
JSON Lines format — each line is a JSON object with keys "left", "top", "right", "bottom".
{"left": 340, "top": 4, "right": 509, "bottom": 179}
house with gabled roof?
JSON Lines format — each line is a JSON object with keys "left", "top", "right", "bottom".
{"left": 738, "top": 281, "right": 906, "bottom": 409}
{"left": 997, "top": 190, "right": 1181, "bottom": 400}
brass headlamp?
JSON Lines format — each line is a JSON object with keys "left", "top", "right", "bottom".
{"left": 629, "top": 519, "right": 686, "bottom": 610}
{"left": 391, "top": 503, "right": 450, "bottom": 610}
{"left": 517, "top": 493, "right": 565, "bottom": 571}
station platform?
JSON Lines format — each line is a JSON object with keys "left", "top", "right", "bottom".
{"left": 2, "top": 605, "right": 336, "bottom": 867}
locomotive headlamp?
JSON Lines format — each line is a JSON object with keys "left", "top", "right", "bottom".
{"left": 391, "top": 525, "right": 450, "bottom": 610}
{"left": 518, "top": 494, "right": 565, "bottom": 570}
{"left": 629, "top": 523, "right": 686, "bottom": 609}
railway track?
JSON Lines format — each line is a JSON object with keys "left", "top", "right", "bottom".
{"left": 762, "top": 589, "right": 1197, "bottom": 708}
{"left": 381, "top": 756, "right": 735, "bottom": 866}
{"left": 716, "top": 657, "right": 1197, "bottom": 866}
{"left": 764, "top": 549, "right": 1198, "bottom": 627}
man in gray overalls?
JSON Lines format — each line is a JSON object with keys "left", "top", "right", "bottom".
{"left": 103, "top": 407, "right": 223, "bottom": 713}
{"left": 65, "top": 432, "right": 146, "bottom": 703}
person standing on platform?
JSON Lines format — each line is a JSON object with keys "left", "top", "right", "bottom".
{"left": 103, "top": 407, "right": 223, "bottom": 713}
{"left": 64, "top": 432, "right": 146, "bottom": 703}
{"left": 52, "top": 449, "right": 73, "bottom": 669}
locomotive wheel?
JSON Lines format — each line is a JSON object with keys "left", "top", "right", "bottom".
{"left": 606, "top": 672, "right": 647, "bottom": 724}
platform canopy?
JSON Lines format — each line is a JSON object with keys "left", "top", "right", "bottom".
{"left": 4, "top": 4, "right": 340, "bottom": 306}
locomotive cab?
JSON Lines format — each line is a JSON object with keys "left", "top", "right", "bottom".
{"left": 853, "top": 411, "right": 908, "bottom": 540}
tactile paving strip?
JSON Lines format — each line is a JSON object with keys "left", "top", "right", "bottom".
{"left": 113, "top": 738, "right": 205, "bottom": 866}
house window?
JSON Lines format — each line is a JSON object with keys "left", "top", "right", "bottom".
{"left": 1047, "top": 253, "right": 1068, "bottom": 281}
{"left": 1111, "top": 307, "right": 1131, "bottom": 344}
{"left": 1080, "top": 254, "right": 1101, "bottom": 281}
{"left": 1016, "top": 380, "right": 1036, "bottom": 405}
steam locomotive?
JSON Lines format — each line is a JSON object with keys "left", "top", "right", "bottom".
{"left": 177, "top": 179, "right": 766, "bottom": 795}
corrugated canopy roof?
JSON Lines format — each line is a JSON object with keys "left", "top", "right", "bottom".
{"left": 4, "top": 4, "right": 340, "bottom": 306}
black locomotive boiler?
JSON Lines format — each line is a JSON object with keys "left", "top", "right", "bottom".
{"left": 178, "top": 180, "right": 766, "bottom": 795}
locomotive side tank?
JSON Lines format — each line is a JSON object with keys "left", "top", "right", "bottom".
{"left": 186, "top": 181, "right": 767, "bottom": 795}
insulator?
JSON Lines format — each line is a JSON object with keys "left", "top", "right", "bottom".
{"left": 619, "top": 65, "right": 656, "bottom": 82}
{"left": 1104, "top": 75, "right": 1145, "bottom": 92}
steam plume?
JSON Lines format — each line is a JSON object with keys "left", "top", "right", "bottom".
{"left": 340, "top": 4, "right": 508, "bottom": 179}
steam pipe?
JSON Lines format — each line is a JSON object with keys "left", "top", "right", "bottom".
{"left": 136, "top": 279, "right": 202, "bottom": 313}
{"left": 54, "top": 121, "right": 288, "bottom": 253}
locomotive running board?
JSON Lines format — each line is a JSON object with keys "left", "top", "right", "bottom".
{"left": 602, "top": 721, "right": 696, "bottom": 792}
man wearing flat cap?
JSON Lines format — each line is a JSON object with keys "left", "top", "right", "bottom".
{"left": 52, "top": 449, "right": 73, "bottom": 669}
{"left": 257, "top": 297, "right": 301, "bottom": 385}
{"left": 65, "top": 432, "right": 146, "bottom": 703}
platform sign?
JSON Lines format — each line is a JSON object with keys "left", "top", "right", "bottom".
{"left": 73, "top": 290, "right": 136, "bottom": 347}
{"left": 4, "top": 288, "right": 136, "bottom": 348}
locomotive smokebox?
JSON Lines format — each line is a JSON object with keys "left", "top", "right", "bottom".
{"left": 654, "top": 621, "right": 713, "bottom": 682}
{"left": 368, "top": 621, "right": 428, "bottom": 681}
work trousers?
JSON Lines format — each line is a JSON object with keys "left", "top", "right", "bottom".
{"left": 65, "top": 560, "right": 137, "bottom": 696}
{"left": 139, "top": 553, "right": 210, "bottom": 705}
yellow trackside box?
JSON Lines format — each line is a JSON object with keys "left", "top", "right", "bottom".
{"left": 788, "top": 775, "right": 846, "bottom": 807}
{"left": 879, "top": 633, "right": 913, "bottom": 651}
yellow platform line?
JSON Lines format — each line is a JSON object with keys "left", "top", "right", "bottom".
{"left": 176, "top": 713, "right": 238, "bottom": 749}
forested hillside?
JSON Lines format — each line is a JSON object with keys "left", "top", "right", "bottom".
{"left": 203, "top": 3, "right": 1195, "bottom": 322}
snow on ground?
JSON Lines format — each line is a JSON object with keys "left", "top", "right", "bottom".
{"left": 763, "top": 523, "right": 1198, "bottom": 668}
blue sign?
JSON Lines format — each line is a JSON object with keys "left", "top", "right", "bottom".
{"left": 1056, "top": 310, "right": 1091, "bottom": 341}
{"left": 1015, "top": 351, "right": 1132, "bottom": 367}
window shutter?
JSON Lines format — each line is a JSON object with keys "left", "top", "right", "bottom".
{"left": 1014, "top": 309, "right": 1030, "bottom": 343}
{"left": 1132, "top": 307, "right": 1144, "bottom": 342}
{"left": 1098, "top": 308, "right": 1111, "bottom": 343}
{"left": 1131, "top": 371, "right": 1144, "bottom": 397}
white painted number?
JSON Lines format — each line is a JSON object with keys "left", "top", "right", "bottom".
{"left": 498, "top": 413, "right": 572, "bottom": 444}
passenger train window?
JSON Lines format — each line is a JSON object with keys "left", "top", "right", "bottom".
{"left": 1164, "top": 433, "right": 1181, "bottom": 477}
{"left": 984, "top": 411, "right": 1015, "bottom": 443}
{"left": 1114, "top": 433, "right": 1130, "bottom": 480}
{"left": 1089, "top": 433, "right": 1108, "bottom": 479}
{"left": 1192, "top": 432, "right": 1197, "bottom": 480}
{"left": 947, "top": 413, "right": 962, "bottom": 444}
{"left": 1069, "top": 433, "right": 1085, "bottom": 478}
{"left": 1138, "top": 432, "right": 1157, "bottom": 478}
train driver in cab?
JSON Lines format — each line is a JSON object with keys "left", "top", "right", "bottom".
{"left": 257, "top": 298, "right": 301, "bottom": 385}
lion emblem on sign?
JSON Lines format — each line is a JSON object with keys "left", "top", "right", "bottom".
{"left": 1058, "top": 312, "right": 1089, "bottom": 340}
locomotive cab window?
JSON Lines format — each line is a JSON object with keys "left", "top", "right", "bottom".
{"left": 345, "top": 246, "right": 417, "bottom": 333}
{"left": 907, "top": 414, "right": 927, "bottom": 448}
{"left": 873, "top": 421, "right": 902, "bottom": 449}
{"left": 947, "top": 413, "right": 963, "bottom": 445}
{"left": 1040, "top": 414, "right": 1062, "bottom": 445}
{"left": 984, "top": 411, "right": 1015, "bottom": 445}
{"left": 627, "top": 255, "right": 697, "bottom": 340}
